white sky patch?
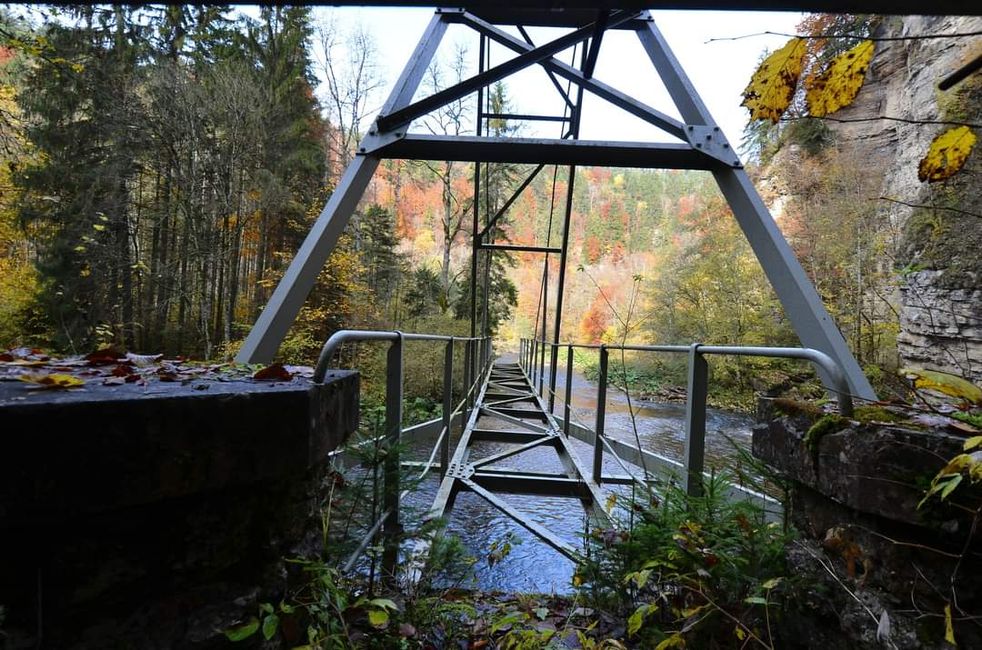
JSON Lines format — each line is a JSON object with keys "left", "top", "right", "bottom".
{"left": 309, "top": 7, "right": 804, "bottom": 148}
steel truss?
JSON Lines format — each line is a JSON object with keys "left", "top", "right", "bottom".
{"left": 235, "top": 5, "right": 875, "bottom": 402}
{"left": 424, "top": 359, "right": 610, "bottom": 559}
{"left": 237, "top": 6, "right": 878, "bottom": 565}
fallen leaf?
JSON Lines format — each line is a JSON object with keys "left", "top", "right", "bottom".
{"left": 19, "top": 373, "right": 85, "bottom": 389}
{"left": 805, "top": 40, "right": 875, "bottom": 117}
{"left": 918, "top": 126, "right": 977, "bottom": 183}
{"left": 741, "top": 37, "right": 808, "bottom": 123}
{"left": 254, "top": 363, "right": 292, "bottom": 381}
{"left": 902, "top": 368, "right": 982, "bottom": 404}
{"left": 111, "top": 364, "right": 133, "bottom": 377}
{"left": 876, "top": 610, "right": 891, "bottom": 643}
{"left": 85, "top": 348, "right": 124, "bottom": 366}
{"left": 103, "top": 377, "right": 126, "bottom": 386}
{"left": 945, "top": 603, "right": 956, "bottom": 645}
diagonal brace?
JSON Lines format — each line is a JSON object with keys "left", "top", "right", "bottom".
{"left": 454, "top": 11, "right": 687, "bottom": 141}
{"left": 376, "top": 10, "right": 639, "bottom": 132}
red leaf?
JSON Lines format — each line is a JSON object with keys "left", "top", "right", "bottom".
{"left": 86, "top": 348, "right": 125, "bottom": 366}
{"left": 0, "top": 353, "right": 13, "bottom": 362}
{"left": 111, "top": 364, "right": 133, "bottom": 377}
{"left": 253, "top": 363, "right": 292, "bottom": 381}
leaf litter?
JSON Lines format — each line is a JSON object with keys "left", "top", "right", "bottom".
{"left": 0, "top": 346, "right": 314, "bottom": 391}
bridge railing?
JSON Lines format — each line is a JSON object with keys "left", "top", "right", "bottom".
{"left": 519, "top": 338, "right": 853, "bottom": 499}
{"left": 315, "top": 329, "right": 492, "bottom": 576}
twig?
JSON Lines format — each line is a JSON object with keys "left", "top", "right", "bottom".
{"left": 877, "top": 196, "right": 982, "bottom": 220}
{"left": 782, "top": 114, "right": 982, "bottom": 130}
{"left": 706, "top": 30, "right": 982, "bottom": 44}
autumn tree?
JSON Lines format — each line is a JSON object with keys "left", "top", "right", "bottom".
{"left": 417, "top": 44, "right": 473, "bottom": 310}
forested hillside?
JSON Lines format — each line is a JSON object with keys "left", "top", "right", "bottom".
{"left": 1, "top": 7, "right": 978, "bottom": 398}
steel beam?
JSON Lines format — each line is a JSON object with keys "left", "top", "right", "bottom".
{"left": 461, "top": 479, "right": 579, "bottom": 559}
{"left": 477, "top": 164, "right": 546, "bottom": 241}
{"left": 471, "top": 472, "right": 590, "bottom": 498}
{"left": 479, "top": 243, "right": 563, "bottom": 254}
{"left": 636, "top": 17, "right": 876, "bottom": 400}
{"left": 377, "top": 10, "right": 638, "bottom": 132}
{"left": 372, "top": 135, "right": 712, "bottom": 169}
{"left": 470, "top": 436, "right": 557, "bottom": 469}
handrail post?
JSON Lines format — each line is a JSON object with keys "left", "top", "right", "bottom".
{"left": 531, "top": 338, "right": 538, "bottom": 384}
{"left": 441, "top": 338, "right": 454, "bottom": 479}
{"left": 683, "top": 343, "right": 708, "bottom": 498}
{"left": 548, "top": 342, "right": 559, "bottom": 413}
{"left": 592, "top": 345, "right": 608, "bottom": 484}
{"left": 463, "top": 339, "right": 473, "bottom": 412}
{"left": 381, "top": 333, "right": 404, "bottom": 579}
{"left": 563, "top": 344, "right": 573, "bottom": 437}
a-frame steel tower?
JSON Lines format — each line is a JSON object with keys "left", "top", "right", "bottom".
{"left": 236, "top": 5, "right": 876, "bottom": 401}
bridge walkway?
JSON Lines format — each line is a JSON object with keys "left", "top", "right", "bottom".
{"left": 424, "top": 359, "right": 608, "bottom": 560}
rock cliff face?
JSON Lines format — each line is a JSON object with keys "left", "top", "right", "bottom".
{"left": 766, "top": 16, "right": 982, "bottom": 384}
{"left": 835, "top": 16, "right": 982, "bottom": 383}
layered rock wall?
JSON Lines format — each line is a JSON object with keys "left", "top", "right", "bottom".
{"left": 763, "top": 16, "right": 982, "bottom": 383}
{"left": 833, "top": 16, "right": 982, "bottom": 383}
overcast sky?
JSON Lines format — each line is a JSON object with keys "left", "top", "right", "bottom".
{"left": 309, "top": 7, "right": 804, "bottom": 148}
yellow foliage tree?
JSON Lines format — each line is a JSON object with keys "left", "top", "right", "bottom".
{"left": 0, "top": 70, "right": 40, "bottom": 346}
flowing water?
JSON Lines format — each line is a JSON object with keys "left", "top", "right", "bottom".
{"left": 402, "top": 356, "right": 758, "bottom": 594}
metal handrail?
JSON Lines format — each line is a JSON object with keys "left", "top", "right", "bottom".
{"left": 314, "top": 329, "right": 487, "bottom": 383}
{"left": 315, "top": 328, "right": 492, "bottom": 578}
{"left": 523, "top": 338, "right": 853, "bottom": 415}
{"left": 519, "top": 337, "right": 855, "bottom": 498}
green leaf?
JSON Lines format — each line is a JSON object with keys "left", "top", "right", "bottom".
{"left": 223, "top": 617, "right": 259, "bottom": 642}
{"left": 367, "top": 609, "right": 389, "bottom": 628}
{"left": 744, "top": 596, "right": 769, "bottom": 606}
{"left": 534, "top": 607, "right": 549, "bottom": 621}
{"left": 964, "top": 436, "right": 982, "bottom": 451}
{"left": 262, "top": 613, "right": 279, "bottom": 641}
{"left": 762, "top": 577, "right": 784, "bottom": 590}
{"left": 655, "top": 634, "right": 687, "bottom": 649}
{"left": 627, "top": 606, "right": 646, "bottom": 636}
{"left": 368, "top": 598, "right": 398, "bottom": 611}
{"left": 940, "top": 474, "right": 963, "bottom": 500}
{"left": 490, "top": 611, "right": 526, "bottom": 634}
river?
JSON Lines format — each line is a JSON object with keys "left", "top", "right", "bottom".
{"left": 402, "top": 355, "right": 759, "bottom": 594}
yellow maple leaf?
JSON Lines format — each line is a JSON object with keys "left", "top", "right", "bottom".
{"left": 18, "top": 372, "right": 85, "bottom": 389}
{"left": 805, "top": 40, "right": 875, "bottom": 117}
{"left": 917, "top": 126, "right": 977, "bottom": 183}
{"left": 741, "top": 38, "right": 808, "bottom": 123}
